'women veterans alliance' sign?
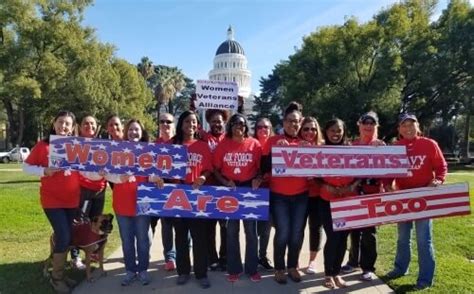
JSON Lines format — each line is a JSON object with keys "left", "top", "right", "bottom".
{"left": 48, "top": 135, "right": 188, "bottom": 178}
{"left": 136, "top": 183, "right": 270, "bottom": 221}
{"left": 195, "top": 79, "right": 239, "bottom": 110}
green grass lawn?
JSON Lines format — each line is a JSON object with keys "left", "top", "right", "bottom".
{"left": 0, "top": 165, "right": 120, "bottom": 294}
{"left": 0, "top": 164, "right": 472, "bottom": 293}
{"left": 376, "top": 171, "right": 474, "bottom": 293}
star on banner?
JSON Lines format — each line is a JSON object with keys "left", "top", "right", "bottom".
{"left": 188, "top": 189, "right": 206, "bottom": 195}
{"left": 138, "top": 185, "right": 153, "bottom": 191}
{"left": 240, "top": 192, "right": 258, "bottom": 198}
{"left": 135, "top": 144, "right": 144, "bottom": 150}
{"left": 160, "top": 146, "right": 170, "bottom": 153}
{"left": 193, "top": 211, "right": 211, "bottom": 217}
{"left": 242, "top": 213, "right": 260, "bottom": 219}
{"left": 172, "top": 154, "right": 182, "bottom": 160}
{"left": 215, "top": 186, "right": 232, "bottom": 191}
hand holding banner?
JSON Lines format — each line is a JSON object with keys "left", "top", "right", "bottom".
{"left": 330, "top": 183, "right": 471, "bottom": 231}
{"left": 136, "top": 183, "right": 270, "bottom": 221}
{"left": 272, "top": 145, "right": 409, "bottom": 177}
{"left": 48, "top": 135, "right": 188, "bottom": 179}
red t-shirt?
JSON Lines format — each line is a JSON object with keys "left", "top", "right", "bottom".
{"left": 25, "top": 140, "right": 80, "bottom": 209}
{"left": 155, "top": 137, "right": 170, "bottom": 144}
{"left": 79, "top": 174, "right": 106, "bottom": 192}
{"left": 213, "top": 137, "right": 261, "bottom": 183}
{"left": 320, "top": 176, "right": 357, "bottom": 201}
{"left": 308, "top": 179, "right": 321, "bottom": 197}
{"left": 112, "top": 176, "right": 148, "bottom": 216}
{"left": 263, "top": 134, "right": 308, "bottom": 196}
{"left": 180, "top": 140, "right": 213, "bottom": 185}
{"left": 395, "top": 136, "right": 447, "bottom": 190}
{"left": 201, "top": 131, "right": 226, "bottom": 153}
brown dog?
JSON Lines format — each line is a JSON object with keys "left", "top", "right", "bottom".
{"left": 44, "top": 213, "right": 114, "bottom": 282}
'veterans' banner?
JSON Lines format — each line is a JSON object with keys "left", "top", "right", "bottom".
{"left": 48, "top": 135, "right": 188, "bottom": 179}
{"left": 271, "top": 145, "right": 409, "bottom": 177}
{"left": 330, "top": 183, "right": 471, "bottom": 231}
{"left": 136, "top": 183, "right": 270, "bottom": 221}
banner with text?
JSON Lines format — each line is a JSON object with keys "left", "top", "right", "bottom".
{"left": 48, "top": 135, "right": 188, "bottom": 179}
{"left": 330, "top": 183, "right": 471, "bottom": 231}
{"left": 136, "top": 183, "right": 270, "bottom": 220}
{"left": 196, "top": 79, "right": 239, "bottom": 110}
{"left": 272, "top": 145, "right": 409, "bottom": 177}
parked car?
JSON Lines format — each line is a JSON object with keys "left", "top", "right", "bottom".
{"left": 0, "top": 147, "right": 30, "bottom": 163}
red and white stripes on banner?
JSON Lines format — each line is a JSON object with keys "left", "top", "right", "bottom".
{"left": 330, "top": 183, "right": 471, "bottom": 231}
{"left": 271, "top": 145, "right": 409, "bottom": 177}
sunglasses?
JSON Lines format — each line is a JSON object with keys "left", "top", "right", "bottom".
{"left": 159, "top": 120, "right": 173, "bottom": 125}
{"left": 302, "top": 127, "right": 317, "bottom": 132}
{"left": 257, "top": 125, "right": 269, "bottom": 130}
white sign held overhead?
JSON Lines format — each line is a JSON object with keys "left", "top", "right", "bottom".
{"left": 196, "top": 79, "right": 239, "bottom": 110}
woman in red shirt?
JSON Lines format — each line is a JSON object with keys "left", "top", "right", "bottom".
{"left": 105, "top": 114, "right": 123, "bottom": 141}
{"left": 297, "top": 116, "right": 324, "bottom": 274}
{"left": 319, "top": 118, "right": 360, "bottom": 289}
{"left": 386, "top": 114, "right": 447, "bottom": 290}
{"left": 253, "top": 117, "right": 274, "bottom": 270}
{"left": 106, "top": 119, "right": 151, "bottom": 287}
{"left": 261, "top": 102, "right": 308, "bottom": 284}
{"left": 23, "top": 111, "right": 81, "bottom": 293}
{"left": 214, "top": 113, "right": 263, "bottom": 283}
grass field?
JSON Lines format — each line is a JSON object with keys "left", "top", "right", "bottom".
{"left": 0, "top": 163, "right": 120, "bottom": 294}
{"left": 0, "top": 163, "right": 472, "bottom": 293}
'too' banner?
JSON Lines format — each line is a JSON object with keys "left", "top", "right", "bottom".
{"left": 48, "top": 135, "right": 188, "bottom": 179}
{"left": 330, "top": 183, "right": 471, "bottom": 231}
{"left": 136, "top": 183, "right": 270, "bottom": 221}
{"left": 272, "top": 145, "right": 409, "bottom": 177}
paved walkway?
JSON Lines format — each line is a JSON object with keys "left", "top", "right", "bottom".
{"left": 73, "top": 222, "right": 393, "bottom": 294}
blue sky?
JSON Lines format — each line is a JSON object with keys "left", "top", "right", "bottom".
{"left": 83, "top": 0, "right": 450, "bottom": 94}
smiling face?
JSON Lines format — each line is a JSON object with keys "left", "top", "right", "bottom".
{"left": 283, "top": 112, "right": 302, "bottom": 137}
{"left": 256, "top": 120, "right": 271, "bottom": 141}
{"left": 398, "top": 119, "right": 419, "bottom": 140}
{"left": 326, "top": 121, "right": 344, "bottom": 144}
{"left": 301, "top": 121, "right": 318, "bottom": 142}
{"left": 182, "top": 114, "right": 198, "bottom": 139}
{"left": 209, "top": 113, "right": 224, "bottom": 136}
{"left": 80, "top": 116, "right": 97, "bottom": 138}
{"left": 159, "top": 113, "right": 174, "bottom": 139}
{"left": 358, "top": 118, "right": 377, "bottom": 139}
{"left": 231, "top": 117, "right": 246, "bottom": 139}
{"left": 53, "top": 115, "right": 75, "bottom": 136}
{"left": 107, "top": 117, "right": 123, "bottom": 140}
{"left": 127, "top": 122, "right": 142, "bottom": 142}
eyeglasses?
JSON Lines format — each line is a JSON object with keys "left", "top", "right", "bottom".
{"left": 257, "top": 125, "right": 269, "bottom": 130}
{"left": 285, "top": 119, "right": 300, "bottom": 124}
{"left": 302, "top": 127, "right": 317, "bottom": 132}
{"left": 159, "top": 120, "right": 173, "bottom": 125}
{"left": 361, "top": 120, "right": 376, "bottom": 126}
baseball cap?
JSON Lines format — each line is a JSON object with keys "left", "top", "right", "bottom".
{"left": 398, "top": 113, "right": 418, "bottom": 124}
{"left": 359, "top": 111, "right": 379, "bottom": 124}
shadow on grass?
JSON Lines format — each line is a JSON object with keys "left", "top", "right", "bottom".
{"left": 0, "top": 260, "right": 86, "bottom": 294}
{"left": 0, "top": 180, "right": 40, "bottom": 184}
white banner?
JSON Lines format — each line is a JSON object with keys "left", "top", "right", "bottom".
{"left": 195, "top": 79, "right": 239, "bottom": 110}
{"left": 330, "top": 183, "right": 471, "bottom": 231}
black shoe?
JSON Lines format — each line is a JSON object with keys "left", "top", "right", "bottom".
{"left": 198, "top": 277, "right": 211, "bottom": 289}
{"left": 177, "top": 274, "right": 190, "bottom": 285}
{"left": 218, "top": 259, "right": 227, "bottom": 271}
{"left": 259, "top": 257, "right": 274, "bottom": 271}
{"left": 209, "top": 262, "right": 219, "bottom": 271}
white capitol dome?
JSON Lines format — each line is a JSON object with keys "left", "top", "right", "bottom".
{"left": 208, "top": 26, "right": 252, "bottom": 99}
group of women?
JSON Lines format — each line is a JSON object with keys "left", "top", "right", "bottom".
{"left": 23, "top": 101, "right": 447, "bottom": 292}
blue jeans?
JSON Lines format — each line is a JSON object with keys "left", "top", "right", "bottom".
{"left": 257, "top": 220, "right": 271, "bottom": 259}
{"left": 227, "top": 220, "right": 258, "bottom": 275}
{"left": 393, "top": 219, "right": 435, "bottom": 287}
{"left": 270, "top": 192, "right": 308, "bottom": 270}
{"left": 44, "top": 208, "right": 76, "bottom": 253}
{"left": 161, "top": 218, "right": 175, "bottom": 262}
{"left": 116, "top": 214, "right": 151, "bottom": 273}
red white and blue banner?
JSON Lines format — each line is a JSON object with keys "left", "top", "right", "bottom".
{"left": 136, "top": 183, "right": 270, "bottom": 221}
{"left": 272, "top": 145, "right": 409, "bottom": 178}
{"left": 195, "top": 79, "right": 239, "bottom": 110}
{"left": 330, "top": 183, "right": 471, "bottom": 231}
{"left": 48, "top": 135, "right": 188, "bottom": 179}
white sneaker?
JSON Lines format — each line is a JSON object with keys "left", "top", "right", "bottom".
{"left": 71, "top": 257, "right": 86, "bottom": 270}
{"left": 361, "top": 271, "right": 375, "bottom": 281}
{"left": 305, "top": 262, "right": 317, "bottom": 274}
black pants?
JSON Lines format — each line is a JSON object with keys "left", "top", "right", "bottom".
{"left": 319, "top": 199, "right": 349, "bottom": 276}
{"left": 207, "top": 219, "right": 227, "bottom": 265}
{"left": 306, "top": 197, "right": 323, "bottom": 252}
{"left": 77, "top": 187, "right": 106, "bottom": 219}
{"left": 347, "top": 227, "right": 377, "bottom": 272}
{"left": 174, "top": 218, "right": 209, "bottom": 278}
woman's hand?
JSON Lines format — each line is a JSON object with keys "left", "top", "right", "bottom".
{"left": 428, "top": 179, "right": 443, "bottom": 187}
{"left": 276, "top": 139, "right": 289, "bottom": 146}
{"left": 150, "top": 176, "right": 165, "bottom": 189}
{"left": 252, "top": 177, "right": 263, "bottom": 190}
{"left": 225, "top": 179, "right": 236, "bottom": 189}
{"left": 44, "top": 167, "right": 61, "bottom": 177}
{"left": 192, "top": 175, "right": 206, "bottom": 190}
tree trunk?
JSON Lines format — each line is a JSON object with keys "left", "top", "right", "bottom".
{"left": 461, "top": 99, "right": 471, "bottom": 159}
{"left": 168, "top": 99, "right": 174, "bottom": 115}
{"left": 16, "top": 107, "right": 24, "bottom": 146}
{"left": 2, "top": 98, "right": 19, "bottom": 149}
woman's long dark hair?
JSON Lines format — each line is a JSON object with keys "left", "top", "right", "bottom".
{"left": 225, "top": 113, "right": 249, "bottom": 139}
{"left": 172, "top": 110, "right": 200, "bottom": 144}
{"left": 43, "top": 110, "right": 77, "bottom": 143}
{"left": 323, "top": 118, "right": 349, "bottom": 146}
{"left": 123, "top": 119, "right": 149, "bottom": 142}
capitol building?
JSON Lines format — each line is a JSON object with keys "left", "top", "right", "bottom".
{"left": 208, "top": 26, "right": 253, "bottom": 111}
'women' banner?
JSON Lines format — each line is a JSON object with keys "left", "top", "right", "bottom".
{"left": 136, "top": 183, "right": 270, "bottom": 221}
{"left": 48, "top": 135, "right": 188, "bottom": 179}
{"left": 272, "top": 145, "right": 409, "bottom": 177}
{"left": 330, "top": 183, "right": 471, "bottom": 231}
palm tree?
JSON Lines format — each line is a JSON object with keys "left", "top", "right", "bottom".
{"left": 152, "top": 65, "right": 186, "bottom": 115}
{"left": 137, "top": 56, "right": 155, "bottom": 85}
